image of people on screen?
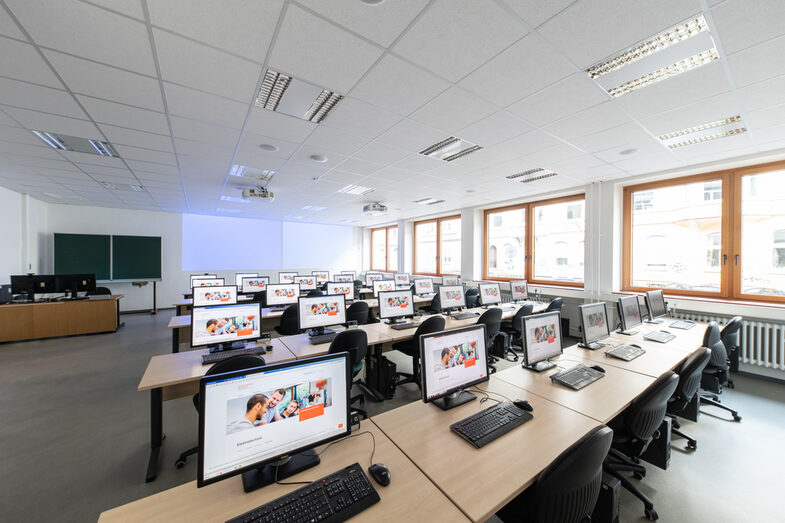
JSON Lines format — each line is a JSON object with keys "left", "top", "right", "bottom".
{"left": 531, "top": 323, "right": 557, "bottom": 344}
{"left": 199, "top": 290, "right": 232, "bottom": 303}
{"left": 226, "top": 393, "right": 269, "bottom": 434}
{"left": 623, "top": 301, "right": 641, "bottom": 322}
{"left": 245, "top": 279, "right": 267, "bottom": 290}
{"left": 204, "top": 314, "right": 257, "bottom": 337}
{"left": 587, "top": 311, "right": 605, "bottom": 328}
{"left": 432, "top": 341, "right": 477, "bottom": 373}
{"left": 385, "top": 295, "right": 409, "bottom": 308}
{"left": 273, "top": 287, "right": 297, "bottom": 298}
{"left": 309, "top": 301, "right": 340, "bottom": 316}
{"left": 331, "top": 285, "right": 352, "bottom": 296}
{"left": 482, "top": 287, "right": 499, "bottom": 298}
{"left": 444, "top": 290, "right": 462, "bottom": 302}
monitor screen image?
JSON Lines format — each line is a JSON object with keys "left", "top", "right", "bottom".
{"left": 441, "top": 276, "right": 460, "bottom": 286}
{"left": 414, "top": 278, "right": 434, "bottom": 295}
{"left": 365, "top": 272, "right": 383, "bottom": 286}
{"left": 193, "top": 285, "right": 238, "bottom": 307}
{"left": 198, "top": 353, "right": 350, "bottom": 487}
{"left": 618, "top": 296, "right": 643, "bottom": 330}
{"left": 645, "top": 290, "right": 667, "bottom": 319}
{"left": 372, "top": 279, "right": 395, "bottom": 297}
{"left": 190, "top": 274, "right": 217, "bottom": 287}
{"left": 191, "top": 302, "right": 261, "bottom": 348}
{"left": 579, "top": 302, "right": 610, "bottom": 344}
{"left": 341, "top": 270, "right": 356, "bottom": 279}
{"left": 241, "top": 276, "right": 269, "bottom": 294}
{"left": 378, "top": 290, "right": 414, "bottom": 320}
{"left": 312, "top": 271, "right": 329, "bottom": 284}
{"left": 298, "top": 295, "right": 347, "bottom": 331}
{"left": 420, "top": 324, "right": 488, "bottom": 403}
{"left": 279, "top": 272, "right": 298, "bottom": 284}
{"left": 438, "top": 285, "right": 466, "bottom": 310}
{"left": 522, "top": 311, "right": 563, "bottom": 366}
{"left": 266, "top": 284, "right": 300, "bottom": 306}
{"left": 333, "top": 274, "right": 353, "bottom": 283}
{"left": 192, "top": 278, "right": 225, "bottom": 288}
{"left": 510, "top": 280, "right": 528, "bottom": 301}
{"left": 394, "top": 273, "right": 410, "bottom": 286}
{"left": 235, "top": 273, "right": 258, "bottom": 288}
{"left": 326, "top": 282, "right": 353, "bottom": 299}
{"left": 294, "top": 276, "right": 317, "bottom": 290}
{"left": 478, "top": 283, "right": 501, "bottom": 306}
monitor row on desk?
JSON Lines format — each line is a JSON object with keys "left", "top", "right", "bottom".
{"left": 3, "top": 273, "right": 98, "bottom": 303}
{"left": 189, "top": 271, "right": 475, "bottom": 290}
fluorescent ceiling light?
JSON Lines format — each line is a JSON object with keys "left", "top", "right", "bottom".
{"left": 302, "top": 205, "right": 327, "bottom": 211}
{"left": 228, "top": 164, "right": 275, "bottom": 185}
{"left": 506, "top": 168, "right": 544, "bottom": 180}
{"left": 130, "top": 184, "right": 146, "bottom": 192}
{"left": 256, "top": 70, "right": 291, "bottom": 111}
{"left": 88, "top": 139, "right": 118, "bottom": 157}
{"left": 305, "top": 90, "right": 344, "bottom": 124}
{"left": 420, "top": 136, "right": 483, "bottom": 162}
{"left": 658, "top": 115, "right": 742, "bottom": 140}
{"left": 667, "top": 127, "right": 747, "bottom": 149}
{"left": 338, "top": 184, "right": 375, "bottom": 195}
{"left": 99, "top": 181, "right": 120, "bottom": 190}
{"left": 658, "top": 115, "right": 747, "bottom": 148}
{"left": 256, "top": 68, "right": 343, "bottom": 124}
{"left": 32, "top": 131, "right": 67, "bottom": 150}
{"left": 518, "top": 172, "right": 558, "bottom": 184}
{"left": 588, "top": 16, "right": 719, "bottom": 97}
{"left": 413, "top": 197, "right": 445, "bottom": 206}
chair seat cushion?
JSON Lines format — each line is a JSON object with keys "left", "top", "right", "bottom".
{"left": 391, "top": 340, "right": 417, "bottom": 356}
{"left": 353, "top": 361, "right": 364, "bottom": 374}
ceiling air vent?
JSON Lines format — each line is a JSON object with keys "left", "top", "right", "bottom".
{"left": 255, "top": 68, "right": 343, "bottom": 124}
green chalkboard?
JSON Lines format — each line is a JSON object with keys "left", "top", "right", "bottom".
{"left": 112, "top": 235, "right": 161, "bottom": 280}
{"left": 54, "top": 233, "right": 111, "bottom": 280}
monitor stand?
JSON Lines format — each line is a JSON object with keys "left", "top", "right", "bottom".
{"left": 645, "top": 318, "right": 664, "bottom": 324}
{"left": 432, "top": 389, "right": 476, "bottom": 410}
{"left": 523, "top": 360, "right": 556, "bottom": 372}
{"left": 208, "top": 341, "right": 249, "bottom": 354}
{"left": 241, "top": 449, "right": 320, "bottom": 493}
{"left": 308, "top": 327, "right": 335, "bottom": 337}
{"left": 578, "top": 341, "right": 604, "bottom": 350}
{"left": 386, "top": 317, "right": 405, "bottom": 324}
{"left": 618, "top": 329, "right": 639, "bottom": 336}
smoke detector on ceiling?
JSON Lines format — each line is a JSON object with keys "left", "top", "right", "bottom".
{"left": 363, "top": 202, "right": 387, "bottom": 216}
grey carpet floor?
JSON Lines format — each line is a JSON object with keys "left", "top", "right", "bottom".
{"left": 0, "top": 309, "right": 782, "bottom": 522}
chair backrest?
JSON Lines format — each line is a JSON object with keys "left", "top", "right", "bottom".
{"left": 512, "top": 304, "right": 535, "bottom": 335}
{"left": 278, "top": 304, "right": 300, "bottom": 335}
{"left": 465, "top": 287, "right": 479, "bottom": 308}
{"left": 430, "top": 293, "right": 442, "bottom": 312}
{"left": 413, "top": 315, "right": 446, "bottom": 343}
{"left": 670, "top": 347, "right": 711, "bottom": 411}
{"left": 546, "top": 297, "right": 563, "bottom": 313}
{"left": 478, "top": 307, "right": 503, "bottom": 345}
{"left": 205, "top": 354, "right": 265, "bottom": 377}
{"left": 346, "top": 301, "right": 370, "bottom": 325}
{"left": 353, "top": 279, "right": 363, "bottom": 299}
{"left": 307, "top": 289, "right": 323, "bottom": 297}
{"left": 533, "top": 425, "right": 613, "bottom": 523}
{"left": 720, "top": 316, "right": 742, "bottom": 352}
{"left": 702, "top": 321, "right": 728, "bottom": 369}
{"left": 328, "top": 329, "right": 368, "bottom": 369}
{"left": 623, "top": 372, "right": 679, "bottom": 443}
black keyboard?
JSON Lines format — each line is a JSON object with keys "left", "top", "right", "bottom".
{"left": 202, "top": 346, "right": 268, "bottom": 365}
{"left": 226, "top": 463, "right": 379, "bottom": 523}
{"left": 644, "top": 330, "right": 676, "bottom": 343}
{"left": 390, "top": 322, "right": 418, "bottom": 330}
{"left": 670, "top": 320, "right": 696, "bottom": 330}
{"left": 451, "top": 312, "right": 480, "bottom": 320}
{"left": 550, "top": 364, "right": 605, "bottom": 390}
{"left": 310, "top": 332, "right": 338, "bottom": 345}
{"left": 450, "top": 401, "right": 533, "bottom": 448}
{"left": 606, "top": 344, "right": 645, "bottom": 361}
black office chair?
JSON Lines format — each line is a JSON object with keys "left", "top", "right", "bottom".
{"left": 546, "top": 297, "right": 563, "bottom": 313}
{"left": 328, "top": 329, "right": 369, "bottom": 419}
{"left": 353, "top": 279, "right": 363, "bottom": 300}
{"left": 501, "top": 303, "right": 535, "bottom": 359}
{"left": 497, "top": 425, "right": 613, "bottom": 523}
{"left": 274, "top": 304, "right": 300, "bottom": 336}
{"left": 346, "top": 301, "right": 370, "bottom": 326}
{"left": 699, "top": 321, "right": 741, "bottom": 421}
{"left": 465, "top": 287, "right": 479, "bottom": 308}
{"left": 720, "top": 316, "right": 742, "bottom": 385}
{"left": 394, "top": 315, "right": 446, "bottom": 390}
{"left": 85, "top": 286, "right": 111, "bottom": 296}
{"left": 477, "top": 307, "right": 502, "bottom": 374}
{"left": 175, "top": 354, "right": 265, "bottom": 469}
{"left": 604, "top": 372, "right": 679, "bottom": 520}
{"left": 426, "top": 292, "right": 442, "bottom": 314}
{"left": 667, "top": 346, "right": 711, "bottom": 450}
{"left": 307, "top": 289, "right": 323, "bottom": 297}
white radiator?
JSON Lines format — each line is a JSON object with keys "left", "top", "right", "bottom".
{"left": 672, "top": 311, "right": 785, "bottom": 371}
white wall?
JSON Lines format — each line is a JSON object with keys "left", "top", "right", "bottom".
{"left": 0, "top": 186, "right": 23, "bottom": 278}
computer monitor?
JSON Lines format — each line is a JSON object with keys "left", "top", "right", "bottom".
{"left": 266, "top": 284, "right": 300, "bottom": 307}
{"left": 394, "top": 273, "right": 410, "bottom": 287}
{"left": 0, "top": 284, "right": 12, "bottom": 304}
{"left": 198, "top": 352, "right": 351, "bottom": 492}
{"left": 192, "top": 277, "right": 224, "bottom": 287}
{"left": 365, "top": 272, "right": 383, "bottom": 286}
{"left": 510, "top": 280, "right": 528, "bottom": 301}
{"left": 190, "top": 274, "right": 217, "bottom": 288}
{"left": 378, "top": 290, "right": 414, "bottom": 323}
{"left": 438, "top": 285, "right": 466, "bottom": 312}
{"left": 645, "top": 290, "right": 667, "bottom": 323}
{"left": 326, "top": 282, "right": 353, "bottom": 300}
{"left": 617, "top": 295, "right": 643, "bottom": 335}
{"left": 333, "top": 274, "right": 353, "bottom": 283}
{"left": 441, "top": 275, "right": 460, "bottom": 286}
{"left": 311, "top": 271, "right": 329, "bottom": 284}
{"left": 420, "top": 324, "right": 489, "bottom": 410}
{"left": 279, "top": 272, "right": 298, "bottom": 284}
{"left": 478, "top": 282, "right": 502, "bottom": 306}
{"left": 191, "top": 302, "right": 261, "bottom": 352}
{"left": 193, "top": 285, "right": 238, "bottom": 307}
{"left": 241, "top": 276, "right": 269, "bottom": 294}
{"left": 235, "top": 273, "right": 258, "bottom": 288}
{"left": 55, "top": 274, "right": 97, "bottom": 297}
{"left": 340, "top": 270, "right": 356, "bottom": 279}
{"left": 294, "top": 275, "right": 317, "bottom": 291}
{"left": 414, "top": 278, "right": 434, "bottom": 295}
{"left": 298, "top": 294, "right": 347, "bottom": 336}
{"left": 10, "top": 274, "right": 56, "bottom": 301}
{"left": 578, "top": 302, "right": 610, "bottom": 349}
{"left": 521, "top": 311, "right": 563, "bottom": 371}
{"left": 372, "top": 279, "right": 395, "bottom": 297}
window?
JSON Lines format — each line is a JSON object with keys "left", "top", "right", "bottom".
{"left": 483, "top": 194, "right": 585, "bottom": 286}
{"left": 370, "top": 225, "right": 397, "bottom": 272}
{"left": 414, "top": 215, "right": 461, "bottom": 276}
{"left": 623, "top": 161, "right": 785, "bottom": 302}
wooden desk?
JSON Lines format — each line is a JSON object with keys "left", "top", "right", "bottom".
{"left": 139, "top": 339, "right": 296, "bottom": 483}
{"left": 101, "top": 422, "right": 468, "bottom": 523}
{"left": 167, "top": 308, "right": 284, "bottom": 353}
{"left": 564, "top": 343, "right": 692, "bottom": 379}
{"left": 372, "top": 377, "right": 600, "bottom": 522}
{"left": 278, "top": 326, "right": 393, "bottom": 360}
{"left": 0, "top": 295, "right": 123, "bottom": 343}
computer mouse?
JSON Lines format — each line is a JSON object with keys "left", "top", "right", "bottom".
{"left": 513, "top": 399, "right": 534, "bottom": 412}
{"left": 368, "top": 463, "right": 391, "bottom": 487}
{"left": 590, "top": 365, "right": 606, "bottom": 373}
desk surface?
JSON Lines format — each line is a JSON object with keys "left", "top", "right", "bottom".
{"left": 98, "top": 421, "right": 468, "bottom": 523}
{"left": 278, "top": 326, "right": 394, "bottom": 359}
{"left": 565, "top": 341, "right": 692, "bottom": 378}
{"left": 371, "top": 377, "right": 599, "bottom": 523}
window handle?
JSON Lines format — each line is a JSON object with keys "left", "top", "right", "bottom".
{"left": 735, "top": 254, "right": 740, "bottom": 265}
{"left": 722, "top": 254, "right": 727, "bottom": 265}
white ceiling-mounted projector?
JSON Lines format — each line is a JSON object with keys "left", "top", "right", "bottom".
{"left": 242, "top": 187, "right": 275, "bottom": 201}
{"left": 363, "top": 202, "right": 387, "bottom": 216}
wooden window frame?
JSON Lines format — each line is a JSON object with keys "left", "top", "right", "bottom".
{"left": 413, "top": 215, "right": 461, "bottom": 276}
{"left": 483, "top": 194, "right": 585, "bottom": 288}
{"left": 622, "top": 159, "right": 785, "bottom": 305}
{"left": 370, "top": 225, "right": 397, "bottom": 273}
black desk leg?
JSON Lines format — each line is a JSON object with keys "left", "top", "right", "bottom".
{"left": 146, "top": 387, "right": 163, "bottom": 483}
{"left": 359, "top": 343, "right": 385, "bottom": 402}
{"left": 172, "top": 327, "right": 179, "bottom": 354}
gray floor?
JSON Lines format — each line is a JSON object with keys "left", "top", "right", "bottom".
{"left": 0, "top": 310, "right": 783, "bottom": 522}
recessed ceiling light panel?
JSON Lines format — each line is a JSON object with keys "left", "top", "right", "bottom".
{"left": 419, "top": 136, "right": 483, "bottom": 162}
{"left": 32, "top": 131, "right": 119, "bottom": 157}
{"left": 506, "top": 167, "right": 544, "bottom": 180}
{"left": 255, "top": 68, "right": 343, "bottom": 123}
{"left": 414, "top": 197, "right": 445, "bottom": 206}
{"left": 658, "top": 115, "right": 747, "bottom": 148}
{"left": 339, "top": 184, "right": 375, "bottom": 195}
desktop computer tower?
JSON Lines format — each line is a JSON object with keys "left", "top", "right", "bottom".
{"left": 640, "top": 417, "right": 672, "bottom": 470}
{"left": 592, "top": 472, "right": 620, "bottom": 523}
{"left": 366, "top": 355, "right": 397, "bottom": 400}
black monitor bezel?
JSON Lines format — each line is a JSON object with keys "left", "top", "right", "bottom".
{"left": 234, "top": 272, "right": 258, "bottom": 288}
{"left": 197, "top": 352, "right": 352, "bottom": 489}
{"left": 617, "top": 295, "right": 643, "bottom": 331}
{"left": 325, "top": 281, "right": 354, "bottom": 300}
{"left": 394, "top": 272, "right": 410, "bottom": 286}
{"left": 413, "top": 278, "right": 434, "bottom": 295}
{"left": 311, "top": 270, "right": 330, "bottom": 284}
{"left": 293, "top": 275, "right": 317, "bottom": 290}
{"left": 190, "top": 273, "right": 218, "bottom": 287}
{"left": 278, "top": 271, "right": 298, "bottom": 284}
{"left": 54, "top": 273, "right": 97, "bottom": 293}
{"left": 190, "top": 301, "right": 262, "bottom": 349}
{"left": 521, "top": 311, "right": 564, "bottom": 367}
{"left": 240, "top": 276, "right": 269, "bottom": 294}
{"left": 509, "top": 280, "right": 529, "bottom": 301}
{"left": 297, "top": 293, "right": 347, "bottom": 332}
{"left": 644, "top": 290, "right": 667, "bottom": 319}
{"left": 372, "top": 279, "right": 396, "bottom": 297}
{"left": 578, "top": 302, "right": 611, "bottom": 345}
{"left": 377, "top": 289, "right": 415, "bottom": 320}
{"left": 437, "top": 284, "right": 466, "bottom": 311}
{"left": 265, "top": 283, "right": 301, "bottom": 306}
{"left": 10, "top": 274, "right": 57, "bottom": 294}
{"left": 192, "top": 277, "right": 225, "bottom": 288}
{"left": 419, "top": 324, "right": 489, "bottom": 404}
{"left": 193, "top": 284, "right": 239, "bottom": 307}
{"left": 478, "top": 282, "right": 502, "bottom": 306}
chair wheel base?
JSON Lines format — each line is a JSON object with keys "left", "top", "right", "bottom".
{"left": 687, "top": 441, "right": 697, "bottom": 450}
{"left": 175, "top": 459, "right": 186, "bottom": 469}
{"left": 645, "top": 508, "right": 658, "bottom": 520}
{"left": 633, "top": 471, "right": 645, "bottom": 480}
{"left": 734, "top": 415, "right": 742, "bottom": 422}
